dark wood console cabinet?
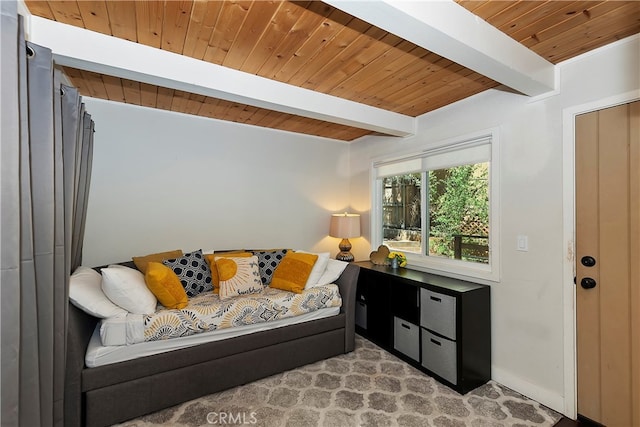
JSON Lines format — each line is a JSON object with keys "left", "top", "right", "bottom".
{"left": 354, "top": 261, "right": 491, "bottom": 394}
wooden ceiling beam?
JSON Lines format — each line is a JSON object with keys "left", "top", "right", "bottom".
{"left": 28, "top": 15, "right": 415, "bottom": 138}
{"left": 325, "top": 0, "right": 556, "bottom": 96}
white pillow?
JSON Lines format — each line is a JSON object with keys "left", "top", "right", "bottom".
{"left": 297, "top": 251, "right": 330, "bottom": 289}
{"left": 315, "top": 259, "right": 349, "bottom": 287}
{"left": 69, "top": 266, "right": 128, "bottom": 318}
{"left": 101, "top": 265, "right": 158, "bottom": 315}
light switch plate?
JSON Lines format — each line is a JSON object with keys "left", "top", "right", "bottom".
{"left": 517, "top": 235, "right": 528, "bottom": 251}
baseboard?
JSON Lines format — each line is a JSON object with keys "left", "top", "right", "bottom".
{"left": 577, "top": 414, "right": 605, "bottom": 426}
{"left": 492, "top": 366, "right": 566, "bottom": 414}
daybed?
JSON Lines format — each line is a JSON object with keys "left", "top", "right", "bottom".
{"left": 65, "top": 252, "right": 359, "bottom": 427}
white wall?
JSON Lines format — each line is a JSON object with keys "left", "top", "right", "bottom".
{"left": 82, "top": 99, "right": 352, "bottom": 266}
{"left": 349, "top": 35, "right": 640, "bottom": 413}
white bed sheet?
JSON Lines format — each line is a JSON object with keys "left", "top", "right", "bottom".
{"left": 85, "top": 306, "right": 340, "bottom": 367}
{"left": 99, "top": 313, "right": 144, "bottom": 346}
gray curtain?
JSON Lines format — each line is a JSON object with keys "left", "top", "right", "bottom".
{"left": 1, "top": 3, "right": 95, "bottom": 426}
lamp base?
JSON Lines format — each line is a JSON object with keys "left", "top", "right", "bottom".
{"left": 336, "top": 238, "right": 355, "bottom": 262}
{"left": 336, "top": 251, "right": 355, "bottom": 262}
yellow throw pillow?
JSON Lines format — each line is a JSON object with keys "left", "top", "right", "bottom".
{"left": 270, "top": 251, "right": 318, "bottom": 294}
{"left": 144, "top": 262, "right": 188, "bottom": 309}
{"left": 216, "top": 256, "right": 263, "bottom": 300}
{"left": 205, "top": 252, "right": 253, "bottom": 293}
{"left": 133, "top": 249, "right": 183, "bottom": 274}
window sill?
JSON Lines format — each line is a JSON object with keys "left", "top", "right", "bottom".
{"left": 405, "top": 256, "right": 499, "bottom": 285}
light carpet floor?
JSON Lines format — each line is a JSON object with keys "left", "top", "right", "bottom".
{"left": 114, "top": 336, "right": 562, "bottom": 427}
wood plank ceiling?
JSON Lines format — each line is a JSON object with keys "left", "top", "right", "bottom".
{"left": 25, "top": 1, "right": 640, "bottom": 141}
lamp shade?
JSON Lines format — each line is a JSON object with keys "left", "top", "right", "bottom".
{"left": 329, "top": 213, "right": 361, "bottom": 239}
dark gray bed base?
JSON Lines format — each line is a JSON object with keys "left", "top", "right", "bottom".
{"left": 65, "top": 263, "right": 359, "bottom": 427}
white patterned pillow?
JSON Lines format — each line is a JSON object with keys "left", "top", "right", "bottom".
{"left": 252, "top": 249, "right": 288, "bottom": 286}
{"left": 216, "top": 256, "right": 263, "bottom": 300}
{"left": 162, "top": 249, "right": 212, "bottom": 297}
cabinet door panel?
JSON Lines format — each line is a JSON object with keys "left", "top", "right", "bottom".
{"left": 422, "top": 328, "right": 457, "bottom": 385}
{"left": 394, "top": 317, "right": 420, "bottom": 361}
{"left": 420, "top": 289, "right": 456, "bottom": 340}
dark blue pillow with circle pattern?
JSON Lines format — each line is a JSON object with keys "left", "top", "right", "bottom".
{"left": 251, "top": 249, "right": 288, "bottom": 286}
{"left": 162, "top": 249, "right": 212, "bottom": 297}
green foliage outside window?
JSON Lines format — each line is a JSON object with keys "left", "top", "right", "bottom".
{"left": 382, "top": 163, "right": 489, "bottom": 263}
{"left": 428, "top": 163, "right": 489, "bottom": 262}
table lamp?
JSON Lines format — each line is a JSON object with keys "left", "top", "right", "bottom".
{"left": 329, "top": 213, "right": 361, "bottom": 262}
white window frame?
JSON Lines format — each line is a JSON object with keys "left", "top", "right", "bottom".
{"left": 371, "top": 128, "right": 500, "bottom": 282}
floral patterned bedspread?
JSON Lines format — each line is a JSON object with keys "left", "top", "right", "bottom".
{"left": 143, "top": 285, "right": 342, "bottom": 342}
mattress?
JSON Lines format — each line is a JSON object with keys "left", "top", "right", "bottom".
{"left": 85, "top": 306, "right": 340, "bottom": 367}
{"left": 99, "top": 284, "right": 342, "bottom": 346}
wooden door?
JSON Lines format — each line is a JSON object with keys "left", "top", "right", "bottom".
{"left": 575, "top": 100, "right": 639, "bottom": 426}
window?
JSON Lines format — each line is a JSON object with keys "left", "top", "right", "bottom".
{"left": 428, "top": 163, "right": 489, "bottom": 263}
{"left": 382, "top": 173, "right": 422, "bottom": 254}
{"left": 373, "top": 132, "right": 499, "bottom": 281}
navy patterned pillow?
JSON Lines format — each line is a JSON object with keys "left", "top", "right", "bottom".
{"left": 162, "top": 249, "right": 212, "bottom": 297}
{"left": 252, "top": 249, "right": 288, "bottom": 286}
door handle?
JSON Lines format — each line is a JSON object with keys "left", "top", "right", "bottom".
{"left": 581, "top": 256, "right": 596, "bottom": 267}
{"left": 580, "top": 277, "right": 597, "bottom": 289}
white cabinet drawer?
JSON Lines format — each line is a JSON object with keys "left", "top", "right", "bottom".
{"left": 421, "top": 329, "right": 457, "bottom": 385}
{"left": 420, "top": 289, "right": 456, "bottom": 340}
